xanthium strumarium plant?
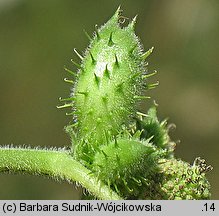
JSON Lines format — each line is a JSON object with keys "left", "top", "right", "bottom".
{"left": 0, "top": 7, "right": 212, "bottom": 200}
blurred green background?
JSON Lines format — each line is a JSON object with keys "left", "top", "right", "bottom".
{"left": 0, "top": 0, "right": 218, "bottom": 199}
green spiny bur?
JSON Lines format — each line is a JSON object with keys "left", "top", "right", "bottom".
{"left": 69, "top": 8, "right": 152, "bottom": 161}
{"left": 92, "top": 137, "right": 166, "bottom": 198}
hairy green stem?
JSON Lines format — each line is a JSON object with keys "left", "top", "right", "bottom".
{"left": 0, "top": 147, "right": 122, "bottom": 200}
